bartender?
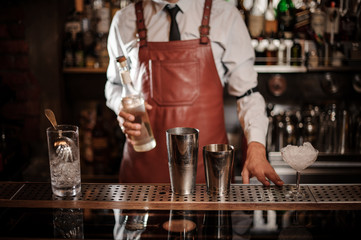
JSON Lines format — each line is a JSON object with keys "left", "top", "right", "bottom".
{"left": 105, "top": 0, "right": 283, "bottom": 186}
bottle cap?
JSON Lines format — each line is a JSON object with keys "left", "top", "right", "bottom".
{"left": 116, "top": 56, "right": 127, "bottom": 68}
{"left": 116, "top": 56, "right": 132, "bottom": 84}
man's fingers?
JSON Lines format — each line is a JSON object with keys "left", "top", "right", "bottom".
{"left": 266, "top": 171, "right": 284, "bottom": 186}
{"left": 256, "top": 175, "right": 271, "bottom": 187}
{"left": 119, "top": 112, "right": 134, "bottom": 122}
{"left": 241, "top": 170, "right": 250, "bottom": 184}
{"left": 123, "top": 122, "right": 141, "bottom": 135}
{"left": 145, "top": 102, "right": 153, "bottom": 110}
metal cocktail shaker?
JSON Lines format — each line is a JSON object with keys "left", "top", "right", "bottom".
{"left": 166, "top": 127, "right": 199, "bottom": 195}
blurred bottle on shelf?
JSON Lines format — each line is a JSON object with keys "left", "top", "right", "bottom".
{"left": 284, "top": 38, "right": 294, "bottom": 65}
{"left": 266, "top": 38, "right": 278, "bottom": 65}
{"left": 284, "top": 112, "right": 297, "bottom": 146}
{"left": 357, "top": 0, "right": 361, "bottom": 41}
{"left": 93, "top": 0, "right": 110, "bottom": 68}
{"left": 339, "top": 0, "right": 358, "bottom": 41}
{"left": 277, "top": 38, "right": 287, "bottom": 65}
{"left": 63, "top": 0, "right": 82, "bottom": 67}
{"left": 83, "top": 0, "right": 97, "bottom": 68}
{"left": 339, "top": 109, "right": 349, "bottom": 154}
{"left": 63, "top": 32, "right": 75, "bottom": 67}
{"left": 308, "top": 49, "right": 319, "bottom": 66}
{"left": 248, "top": 0, "right": 267, "bottom": 38}
{"left": 324, "top": 104, "right": 338, "bottom": 153}
{"left": 294, "top": 0, "right": 311, "bottom": 39}
{"left": 303, "top": 116, "right": 318, "bottom": 146}
{"left": 295, "top": 110, "right": 304, "bottom": 146}
{"left": 75, "top": 32, "right": 85, "bottom": 67}
{"left": 275, "top": 113, "right": 285, "bottom": 151}
{"left": 331, "top": 41, "right": 345, "bottom": 66}
{"left": 237, "top": 0, "right": 248, "bottom": 21}
{"left": 277, "top": 0, "right": 296, "bottom": 39}
{"left": 264, "top": 0, "right": 278, "bottom": 38}
{"left": 291, "top": 39, "right": 302, "bottom": 66}
{"left": 352, "top": 108, "right": 361, "bottom": 153}
{"left": 325, "top": 1, "right": 340, "bottom": 45}
{"left": 309, "top": 0, "right": 326, "bottom": 65}
{"left": 255, "top": 38, "right": 269, "bottom": 64}
{"left": 64, "top": 2, "right": 82, "bottom": 42}
{"left": 310, "top": 0, "right": 326, "bottom": 38}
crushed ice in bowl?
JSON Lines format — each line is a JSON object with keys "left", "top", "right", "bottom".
{"left": 280, "top": 142, "right": 319, "bottom": 171}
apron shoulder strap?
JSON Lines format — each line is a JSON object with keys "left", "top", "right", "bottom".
{"left": 135, "top": 0, "right": 147, "bottom": 47}
{"left": 135, "top": 0, "right": 212, "bottom": 46}
{"left": 199, "top": 0, "right": 212, "bottom": 44}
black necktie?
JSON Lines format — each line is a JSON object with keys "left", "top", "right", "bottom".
{"left": 165, "top": 4, "right": 181, "bottom": 41}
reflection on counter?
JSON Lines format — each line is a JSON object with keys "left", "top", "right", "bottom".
{"left": 53, "top": 208, "right": 84, "bottom": 239}
{"left": 1, "top": 208, "right": 361, "bottom": 239}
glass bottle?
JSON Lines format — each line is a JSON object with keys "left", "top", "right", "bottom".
{"left": 278, "top": 38, "right": 287, "bottom": 65}
{"left": 285, "top": 112, "right": 296, "bottom": 145}
{"left": 237, "top": 0, "right": 247, "bottom": 22}
{"left": 255, "top": 38, "right": 269, "bottom": 65}
{"left": 83, "top": 0, "right": 96, "bottom": 68}
{"left": 294, "top": 0, "right": 311, "bottom": 39}
{"left": 325, "top": 1, "right": 340, "bottom": 45}
{"left": 248, "top": 0, "right": 266, "bottom": 38}
{"left": 64, "top": 1, "right": 82, "bottom": 42}
{"left": 291, "top": 39, "right": 302, "bottom": 66}
{"left": 357, "top": 0, "right": 361, "bottom": 41}
{"left": 339, "top": 0, "right": 357, "bottom": 41}
{"left": 308, "top": 49, "right": 319, "bottom": 67}
{"left": 264, "top": 0, "right": 278, "bottom": 38}
{"left": 93, "top": 0, "right": 110, "bottom": 68}
{"left": 63, "top": 1, "right": 82, "bottom": 67}
{"left": 117, "top": 56, "right": 156, "bottom": 152}
{"left": 266, "top": 38, "right": 278, "bottom": 65}
{"left": 93, "top": 0, "right": 110, "bottom": 34}
{"left": 63, "top": 32, "right": 75, "bottom": 67}
{"left": 75, "top": 32, "right": 85, "bottom": 67}
{"left": 284, "top": 38, "right": 294, "bottom": 65}
{"left": 277, "top": 0, "right": 296, "bottom": 39}
{"left": 311, "top": 0, "right": 326, "bottom": 39}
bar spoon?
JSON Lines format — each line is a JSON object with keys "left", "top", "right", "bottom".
{"left": 44, "top": 109, "right": 74, "bottom": 162}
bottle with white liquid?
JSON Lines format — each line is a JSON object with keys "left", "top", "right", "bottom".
{"left": 116, "top": 56, "right": 156, "bottom": 152}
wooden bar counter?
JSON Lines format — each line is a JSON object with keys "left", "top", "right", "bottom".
{"left": 1, "top": 182, "right": 361, "bottom": 239}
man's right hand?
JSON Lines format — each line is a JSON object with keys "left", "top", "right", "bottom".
{"left": 117, "top": 103, "right": 153, "bottom": 144}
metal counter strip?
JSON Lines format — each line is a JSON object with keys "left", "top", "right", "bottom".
{"left": 1, "top": 183, "right": 361, "bottom": 210}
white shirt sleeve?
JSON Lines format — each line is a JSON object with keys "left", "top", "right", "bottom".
{"left": 212, "top": 2, "right": 268, "bottom": 146}
{"left": 105, "top": 7, "right": 137, "bottom": 115}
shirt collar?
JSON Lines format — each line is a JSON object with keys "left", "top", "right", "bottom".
{"left": 152, "top": 0, "right": 191, "bottom": 14}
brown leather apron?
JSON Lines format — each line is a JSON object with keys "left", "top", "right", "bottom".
{"left": 119, "top": 0, "right": 228, "bottom": 183}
